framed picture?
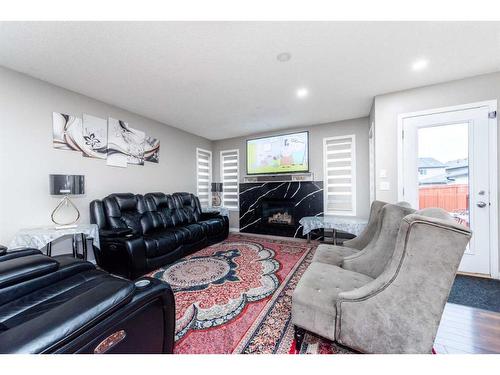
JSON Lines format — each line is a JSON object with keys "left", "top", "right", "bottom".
{"left": 106, "top": 117, "right": 130, "bottom": 168}
{"left": 53, "top": 112, "right": 159, "bottom": 168}
{"left": 52, "top": 112, "right": 82, "bottom": 151}
{"left": 144, "top": 136, "right": 160, "bottom": 163}
{"left": 82, "top": 114, "right": 108, "bottom": 159}
{"left": 127, "top": 127, "right": 145, "bottom": 166}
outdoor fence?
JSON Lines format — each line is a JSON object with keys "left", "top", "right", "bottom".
{"left": 419, "top": 183, "right": 469, "bottom": 226}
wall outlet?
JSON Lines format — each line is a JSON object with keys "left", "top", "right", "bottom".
{"left": 380, "top": 181, "right": 390, "bottom": 191}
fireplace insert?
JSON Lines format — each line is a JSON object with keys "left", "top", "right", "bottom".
{"left": 261, "top": 199, "right": 295, "bottom": 226}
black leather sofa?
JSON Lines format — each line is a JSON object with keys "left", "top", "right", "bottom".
{"left": 90, "top": 192, "right": 229, "bottom": 279}
{"left": 0, "top": 248, "right": 175, "bottom": 353}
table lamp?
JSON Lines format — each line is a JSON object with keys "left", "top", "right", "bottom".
{"left": 49, "top": 174, "right": 85, "bottom": 229}
{"left": 211, "top": 182, "right": 223, "bottom": 207}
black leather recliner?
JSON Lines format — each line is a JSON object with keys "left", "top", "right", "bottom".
{"left": 0, "top": 248, "right": 175, "bottom": 353}
{"left": 90, "top": 192, "right": 229, "bottom": 279}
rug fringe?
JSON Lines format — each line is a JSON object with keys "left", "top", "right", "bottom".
{"left": 289, "top": 339, "right": 298, "bottom": 354}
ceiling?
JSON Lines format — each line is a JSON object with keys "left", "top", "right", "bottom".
{"left": 1, "top": 21, "right": 500, "bottom": 140}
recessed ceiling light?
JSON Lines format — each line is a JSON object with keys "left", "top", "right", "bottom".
{"left": 296, "top": 88, "right": 309, "bottom": 99}
{"left": 277, "top": 52, "right": 292, "bottom": 62}
{"left": 412, "top": 58, "right": 429, "bottom": 71}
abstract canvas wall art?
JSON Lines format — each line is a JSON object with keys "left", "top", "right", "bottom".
{"left": 106, "top": 117, "right": 130, "bottom": 168}
{"left": 127, "top": 127, "right": 146, "bottom": 166}
{"left": 52, "top": 112, "right": 83, "bottom": 151}
{"left": 53, "top": 111, "right": 159, "bottom": 168}
{"left": 144, "top": 136, "right": 160, "bottom": 163}
{"left": 82, "top": 114, "right": 108, "bottom": 159}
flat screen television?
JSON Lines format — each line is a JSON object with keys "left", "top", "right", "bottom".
{"left": 246, "top": 131, "right": 309, "bottom": 175}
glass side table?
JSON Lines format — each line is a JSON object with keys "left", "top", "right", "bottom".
{"left": 299, "top": 216, "right": 367, "bottom": 244}
{"left": 201, "top": 206, "right": 230, "bottom": 217}
{"left": 8, "top": 223, "right": 100, "bottom": 260}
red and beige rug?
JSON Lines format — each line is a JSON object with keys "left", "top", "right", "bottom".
{"left": 149, "top": 234, "right": 355, "bottom": 354}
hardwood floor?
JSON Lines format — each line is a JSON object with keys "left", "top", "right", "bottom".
{"left": 434, "top": 303, "right": 500, "bottom": 354}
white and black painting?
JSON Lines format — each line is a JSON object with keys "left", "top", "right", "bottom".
{"left": 144, "top": 136, "right": 160, "bottom": 163}
{"left": 127, "top": 127, "right": 145, "bottom": 166}
{"left": 82, "top": 114, "right": 108, "bottom": 159}
{"left": 106, "top": 118, "right": 130, "bottom": 168}
{"left": 53, "top": 111, "right": 159, "bottom": 168}
{"left": 52, "top": 112, "right": 83, "bottom": 151}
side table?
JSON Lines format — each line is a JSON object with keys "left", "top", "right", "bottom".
{"left": 299, "top": 216, "right": 368, "bottom": 244}
{"left": 202, "top": 206, "right": 230, "bottom": 217}
{"left": 8, "top": 224, "right": 100, "bottom": 260}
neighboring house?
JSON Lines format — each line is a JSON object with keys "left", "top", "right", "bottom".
{"left": 418, "top": 157, "right": 447, "bottom": 184}
{"left": 418, "top": 157, "right": 469, "bottom": 185}
{"left": 445, "top": 158, "right": 469, "bottom": 184}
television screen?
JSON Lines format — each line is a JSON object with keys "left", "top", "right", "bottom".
{"left": 247, "top": 131, "right": 309, "bottom": 175}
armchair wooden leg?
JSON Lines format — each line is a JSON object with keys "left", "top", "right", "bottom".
{"left": 294, "top": 325, "right": 305, "bottom": 353}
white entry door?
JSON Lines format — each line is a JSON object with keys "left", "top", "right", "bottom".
{"left": 400, "top": 104, "right": 497, "bottom": 276}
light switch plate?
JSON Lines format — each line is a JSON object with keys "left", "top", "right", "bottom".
{"left": 380, "top": 169, "right": 387, "bottom": 178}
{"left": 380, "top": 181, "right": 390, "bottom": 191}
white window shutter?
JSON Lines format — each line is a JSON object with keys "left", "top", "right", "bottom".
{"left": 220, "top": 149, "right": 239, "bottom": 209}
{"left": 196, "top": 148, "right": 212, "bottom": 207}
{"left": 323, "top": 135, "right": 356, "bottom": 216}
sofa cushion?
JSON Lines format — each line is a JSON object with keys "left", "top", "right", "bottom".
{"left": 176, "top": 223, "right": 205, "bottom": 244}
{"left": 292, "top": 263, "right": 373, "bottom": 341}
{"left": 143, "top": 232, "right": 183, "bottom": 258}
{"left": 173, "top": 193, "right": 201, "bottom": 224}
{"left": 145, "top": 193, "right": 180, "bottom": 228}
{"left": 140, "top": 212, "right": 165, "bottom": 235}
{"left": 103, "top": 193, "right": 148, "bottom": 234}
{"left": 312, "top": 244, "right": 358, "bottom": 266}
{"left": 199, "top": 218, "right": 225, "bottom": 237}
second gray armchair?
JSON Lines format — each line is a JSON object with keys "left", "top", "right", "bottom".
{"left": 292, "top": 208, "right": 471, "bottom": 353}
{"left": 311, "top": 200, "right": 388, "bottom": 266}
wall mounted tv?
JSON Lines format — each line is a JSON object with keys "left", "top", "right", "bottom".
{"left": 246, "top": 131, "right": 309, "bottom": 175}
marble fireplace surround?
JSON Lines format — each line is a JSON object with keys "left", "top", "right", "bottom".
{"left": 239, "top": 181, "right": 324, "bottom": 239}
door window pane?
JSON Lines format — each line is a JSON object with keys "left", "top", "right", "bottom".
{"left": 417, "top": 123, "right": 469, "bottom": 227}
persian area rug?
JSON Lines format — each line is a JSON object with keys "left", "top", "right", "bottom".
{"left": 291, "top": 333, "right": 357, "bottom": 354}
{"left": 149, "top": 234, "right": 351, "bottom": 354}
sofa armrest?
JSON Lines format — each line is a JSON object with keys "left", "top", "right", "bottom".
{"left": 100, "top": 228, "right": 135, "bottom": 239}
{"left": 0, "top": 254, "right": 59, "bottom": 289}
{"left": 98, "top": 236, "right": 147, "bottom": 279}
{"left": 201, "top": 212, "right": 223, "bottom": 220}
{"left": 0, "top": 248, "right": 42, "bottom": 262}
{"left": 0, "top": 275, "right": 134, "bottom": 353}
{"left": 337, "top": 277, "right": 388, "bottom": 302}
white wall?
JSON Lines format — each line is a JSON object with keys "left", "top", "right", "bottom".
{"left": 212, "top": 117, "right": 371, "bottom": 228}
{"left": 373, "top": 71, "right": 500, "bottom": 275}
{"left": 373, "top": 71, "right": 500, "bottom": 202}
{"left": 0, "top": 67, "right": 212, "bottom": 247}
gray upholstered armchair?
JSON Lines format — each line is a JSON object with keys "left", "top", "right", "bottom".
{"left": 313, "top": 202, "right": 413, "bottom": 269}
{"left": 292, "top": 208, "right": 471, "bottom": 353}
{"left": 342, "top": 200, "right": 387, "bottom": 250}
{"left": 311, "top": 200, "right": 388, "bottom": 266}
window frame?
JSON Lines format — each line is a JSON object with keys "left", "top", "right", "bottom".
{"left": 196, "top": 147, "right": 212, "bottom": 207}
{"left": 323, "top": 134, "right": 357, "bottom": 216}
{"left": 220, "top": 149, "right": 240, "bottom": 210}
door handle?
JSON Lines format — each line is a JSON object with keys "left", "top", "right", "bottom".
{"left": 477, "top": 201, "right": 487, "bottom": 208}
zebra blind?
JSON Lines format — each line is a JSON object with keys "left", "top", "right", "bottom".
{"left": 196, "top": 148, "right": 212, "bottom": 207}
{"left": 323, "top": 135, "right": 356, "bottom": 215}
{"left": 220, "top": 149, "right": 239, "bottom": 209}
